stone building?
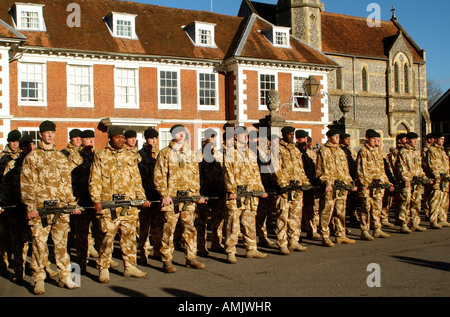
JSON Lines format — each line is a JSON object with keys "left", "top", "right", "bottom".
{"left": 239, "top": 0, "right": 429, "bottom": 149}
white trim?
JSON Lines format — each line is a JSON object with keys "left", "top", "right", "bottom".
{"left": 17, "top": 61, "right": 47, "bottom": 107}
{"left": 114, "top": 66, "right": 139, "bottom": 109}
{"left": 197, "top": 70, "right": 219, "bottom": 111}
{"left": 66, "top": 63, "right": 94, "bottom": 108}
{"left": 258, "top": 70, "right": 278, "bottom": 111}
{"left": 12, "top": 3, "right": 46, "bottom": 32}
{"left": 158, "top": 67, "right": 181, "bottom": 110}
{"left": 104, "top": 12, "right": 138, "bottom": 40}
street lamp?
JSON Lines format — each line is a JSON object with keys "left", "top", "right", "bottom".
{"left": 303, "top": 76, "right": 320, "bottom": 101}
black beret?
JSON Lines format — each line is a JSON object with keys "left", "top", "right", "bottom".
{"left": 340, "top": 133, "right": 351, "bottom": 139}
{"left": 406, "top": 132, "right": 418, "bottom": 139}
{"left": 7, "top": 130, "right": 21, "bottom": 142}
{"left": 234, "top": 126, "right": 248, "bottom": 135}
{"left": 144, "top": 128, "right": 158, "bottom": 139}
{"left": 248, "top": 130, "right": 259, "bottom": 139}
{"left": 69, "top": 129, "right": 82, "bottom": 138}
{"left": 125, "top": 130, "right": 137, "bottom": 138}
{"left": 19, "top": 134, "right": 33, "bottom": 147}
{"left": 80, "top": 130, "right": 95, "bottom": 138}
{"left": 295, "top": 129, "right": 308, "bottom": 138}
{"left": 203, "top": 128, "right": 217, "bottom": 139}
{"left": 426, "top": 133, "right": 435, "bottom": 140}
{"left": 326, "top": 129, "right": 340, "bottom": 137}
{"left": 365, "top": 129, "right": 380, "bottom": 138}
{"left": 396, "top": 133, "right": 407, "bottom": 140}
{"left": 170, "top": 124, "right": 185, "bottom": 135}
{"left": 281, "top": 126, "right": 295, "bottom": 135}
{"left": 434, "top": 132, "right": 444, "bottom": 139}
{"left": 223, "top": 131, "right": 234, "bottom": 140}
{"left": 39, "top": 120, "right": 56, "bottom": 132}
{"left": 108, "top": 126, "right": 125, "bottom": 137}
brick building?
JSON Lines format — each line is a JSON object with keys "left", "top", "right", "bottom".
{"left": 239, "top": 0, "right": 429, "bottom": 150}
{"left": 0, "top": 0, "right": 340, "bottom": 151}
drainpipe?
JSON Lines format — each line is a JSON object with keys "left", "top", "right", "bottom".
{"left": 352, "top": 56, "right": 356, "bottom": 120}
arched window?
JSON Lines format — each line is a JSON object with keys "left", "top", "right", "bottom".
{"left": 404, "top": 64, "right": 409, "bottom": 93}
{"left": 362, "top": 67, "right": 368, "bottom": 91}
{"left": 394, "top": 62, "right": 399, "bottom": 93}
{"left": 336, "top": 68, "right": 342, "bottom": 90}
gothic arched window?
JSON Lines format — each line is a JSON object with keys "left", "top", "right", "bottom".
{"left": 362, "top": 67, "right": 368, "bottom": 92}
{"left": 394, "top": 62, "right": 399, "bottom": 93}
{"left": 404, "top": 64, "right": 409, "bottom": 93}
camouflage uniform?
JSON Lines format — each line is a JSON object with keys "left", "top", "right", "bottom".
{"left": 274, "top": 138, "right": 310, "bottom": 253}
{"left": 356, "top": 141, "right": 391, "bottom": 239}
{"left": 425, "top": 142, "right": 450, "bottom": 227}
{"left": 196, "top": 140, "right": 227, "bottom": 254}
{"left": 316, "top": 140, "right": 355, "bottom": 245}
{"left": 395, "top": 142, "right": 427, "bottom": 232}
{"left": 153, "top": 139, "right": 203, "bottom": 269}
{"left": 137, "top": 143, "right": 163, "bottom": 261}
{"left": 422, "top": 142, "right": 433, "bottom": 219}
{"left": 223, "top": 138, "right": 267, "bottom": 261}
{"left": 89, "top": 143, "right": 146, "bottom": 271}
{"left": 20, "top": 141, "right": 77, "bottom": 285}
{"left": 379, "top": 146, "right": 396, "bottom": 227}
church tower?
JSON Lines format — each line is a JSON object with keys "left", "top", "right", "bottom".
{"left": 276, "top": 0, "right": 324, "bottom": 51}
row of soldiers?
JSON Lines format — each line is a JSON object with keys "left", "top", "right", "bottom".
{"left": 0, "top": 121, "right": 448, "bottom": 295}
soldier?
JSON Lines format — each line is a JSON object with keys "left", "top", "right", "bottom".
{"left": 0, "top": 135, "right": 34, "bottom": 282}
{"left": 296, "top": 130, "right": 321, "bottom": 241}
{"left": 356, "top": 129, "right": 393, "bottom": 240}
{"left": 388, "top": 133, "right": 407, "bottom": 224}
{"left": 376, "top": 137, "right": 396, "bottom": 227}
{"left": 340, "top": 132, "right": 358, "bottom": 227}
{"left": 196, "top": 128, "right": 227, "bottom": 256}
{"left": 424, "top": 132, "right": 450, "bottom": 228}
{"left": 316, "top": 129, "right": 357, "bottom": 247}
{"left": 395, "top": 132, "right": 428, "bottom": 233}
{"left": 422, "top": 133, "right": 435, "bottom": 220}
{"left": 223, "top": 126, "right": 268, "bottom": 264}
{"left": 89, "top": 126, "right": 150, "bottom": 283}
{"left": 137, "top": 127, "right": 163, "bottom": 264}
{"left": 61, "top": 128, "right": 82, "bottom": 158}
{"left": 153, "top": 124, "right": 206, "bottom": 273}
{"left": 20, "top": 120, "right": 82, "bottom": 295}
{"left": 125, "top": 129, "right": 142, "bottom": 162}
{"left": 273, "top": 126, "right": 310, "bottom": 255}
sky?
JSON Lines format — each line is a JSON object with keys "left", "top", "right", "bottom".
{"left": 123, "top": 0, "right": 450, "bottom": 92}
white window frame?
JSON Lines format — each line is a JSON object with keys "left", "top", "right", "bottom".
{"left": 292, "top": 75, "right": 311, "bottom": 112}
{"left": 158, "top": 68, "right": 180, "bottom": 110}
{"left": 18, "top": 61, "right": 47, "bottom": 107}
{"left": 185, "top": 22, "right": 217, "bottom": 48}
{"left": 258, "top": 71, "right": 277, "bottom": 111}
{"left": 197, "top": 71, "right": 218, "bottom": 111}
{"left": 262, "top": 26, "right": 291, "bottom": 48}
{"left": 18, "top": 127, "right": 40, "bottom": 147}
{"left": 114, "top": 67, "right": 139, "bottom": 109}
{"left": 158, "top": 128, "right": 172, "bottom": 149}
{"left": 104, "top": 12, "right": 137, "bottom": 40}
{"left": 13, "top": 4, "right": 46, "bottom": 31}
{"left": 67, "top": 63, "right": 94, "bottom": 108}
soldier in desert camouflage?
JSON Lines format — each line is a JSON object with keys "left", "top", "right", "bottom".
{"left": 20, "top": 121, "right": 82, "bottom": 295}
{"left": 223, "top": 126, "right": 268, "bottom": 264}
{"left": 89, "top": 126, "right": 150, "bottom": 283}
{"left": 316, "top": 129, "right": 357, "bottom": 247}
{"left": 153, "top": 124, "right": 206, "bottom": 273}
{"left": 356, "top": 129, "right": 393, "bottom": 241}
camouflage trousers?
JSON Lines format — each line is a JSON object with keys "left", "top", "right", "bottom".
{"left": 256, "top": 195, "right": 276, "bottom": 241}
{"left": 74, "top": 210, "right": 102, "bottom": 266}
{"left": 1, "top": 210, "right": 29, "bottom": 274}
{"left": 359, "top": 192, "right": 384, "bottom": 231}
{"left": 160, "top": 202, "right": 197, "bottom": 262}
{"left": 398, "top": 187, "right": 422, "bottom": 226}
{"left": 225, "top": 197, "right": 259, "bottom": 254}
{"left": 137, "top": 204, "right": 164, "bottom": 258}
{"left": 97, "top": 212, "right": 138, "bottom": 270}
{"left": 429, "top": 189, "right": 449, "bottom": 224}
{"left": 319, "top": 192, "right": 347, "bottom": 238}
{"left": 29, "top": 214, "right": 72, "bottom": 283}
{"left": 196, "top": 199, "right": 227, "bottom": 250}
{"left": 303, "top": 191, "right": 320, "bottom": 236}
{"left": 381, "top": 191, "right": 393, "bottom": 223}
{"left": 275, "top": 194, "right": 303, "bottom": 248}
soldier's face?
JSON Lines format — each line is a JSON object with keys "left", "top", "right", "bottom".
{"left": 71, "top": 136, "right": 82, "bottom": 147}
{"left": 172, "top": 131, "right": 186, "bottom": 144}
{"left": 436, "top": 137, "right": 445, "bottom": 146}
{"left": 283, "top": 132, "right": 295, "bottom": 144}
{"left": 296, "top": 137, "right": 307, "bottom": 147}
{"left": 235, "top": 133, "right": 247, "bottom": 145}
{"left": 366, "top": 137, "right": 378, "bottom": 148}
{"left": 110, "top": 134, "right": 125, "bottom": 150}
{"left": 8, "top": 140, "right": 19, "bottom": 152}
{"left": 147, "top": 137, "right": 158, "bottom": 147}
{"left": 328, "top": 134, "right": 340, "bottom": 145}
{"left": 39, "top": 131, "right": 56, "bottom": 145}
{"left": 82, "top": 137, "right": 95, "bottom": 149}
{"left": 125, "top": 137, "right": 137, "bottom": 148}
{"left": 407, "top": 138, "right": 417, "bottom": 148}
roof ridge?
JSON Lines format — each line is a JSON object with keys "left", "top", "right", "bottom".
{"left": 321, "top": 11, "right": 392, "bottom": 24}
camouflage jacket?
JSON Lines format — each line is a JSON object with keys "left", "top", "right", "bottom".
{"left": 153, "top": 140, "right": 201, "bottom": 199}
{"left": 316, "top": 141, "right": 353, "bottom": 187}
{"left": 138, "top": 144, "right": 159, "bottom": 200}
{"left": 356, "top": 143, "right": 389, "bottom": 197}
{"left": 425, "top": 143, "right": 450, "bottom": 187}
{"left": 223, "top": 142, "right": 265, "bottom": 194}
{"left": 1, "top": 152, "right": 26, "bottom": 207}
{"left": 395, "top": 143, "right": 426, "bottom": 184}
{"left": 20, "top": 142, "right": 76, "bottom": 213}
{"left": 89, "top": 143, "right": 146, "bottom": 206}
{"left": 275, "top": 140, "right": 310, "bottom": 190}
{"left": 0, "top": 145, "right": 21, "bottom": 184}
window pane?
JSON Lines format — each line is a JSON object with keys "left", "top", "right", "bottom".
{"left": 160, "top": 71, "right": 178, "bottom": 106}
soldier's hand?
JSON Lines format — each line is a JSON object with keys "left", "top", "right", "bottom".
{"left": 405, "top": 182, "right": 411, "bottom": 188}
{"left": 142, "top": 201, "right": 152, "bottom": 208}
{"left": 27, "top": 209, "right": 39, "bottom": 219}
{"left": 351, "top": 186, "right": 358, "bottom": 192}
{"left": 261, "top": 192, "right": 268, "bottom": 198}
{"left": 94, "top": 202, "right": 103, "bottom": 214}
{"left": 197, "top": 197, "right": 206, "bottom": 204}
{"left": 228, "top": 193, "right": 237, "bottom": 200}
{"left": 0, "top": 208, "right": 4, "bottom": 215}
{"left": 73, "top": 208, "right": 82, "bottom": 215}
{"left": 161, "top": 197, "right": 173, "bottom": 207}
{"left": 389, "top": 184, "right": 395, "bottom": 192}
{"left": 325, "top": 185, "right": 333, "bottom": 192}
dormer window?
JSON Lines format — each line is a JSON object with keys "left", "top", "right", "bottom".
{"left": 9, "top": 3, "right": 46, "bottom": 31}
{"left": 104, "top": 12, "right": 137, "bottom": 39}
{"left": 184, "top": 22, "right": 217, "bottom": 48}
{"left": 262, "top": 26, "right": 291, "bottom": 48}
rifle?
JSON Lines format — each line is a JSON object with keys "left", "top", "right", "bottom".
{"left": 331, "top": 180, "right": 355, "bottom": 199}
{"left": 410, "top": 176, "right": 432, "bottom": 192}
{"left": 172, "top": 190, "right": 218, "bottom": 212}
{"left": 365, "top": 179, "right": 393, "bottom": 196}
{"left": 38, "top": 200, "right": 83, "bottom": 227}
{"left": 93, "top": 194, "right": 158, "bottom": 220}
{"left": 232, "top": 186, "right": 268, "bottom": 208}
{"left": 439, "top": 173, "right": 450, "bottom": 191}
{"left": 279, "top": 180, "right": 316, "bottom": 201}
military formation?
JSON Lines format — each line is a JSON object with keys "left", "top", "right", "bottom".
{"left": 0, "top": 121, "right": 449, "bottom": 295}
